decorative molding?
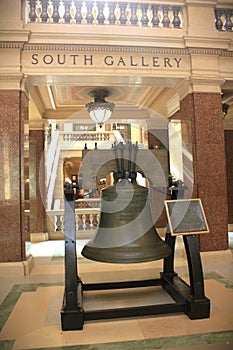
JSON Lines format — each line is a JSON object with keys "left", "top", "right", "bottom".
{"left": 184, "top": 36, "right": 232, "bottom": 51}
{"left": 30, "top": 232, "right": 49, "bottom": 243}
{"left": 0, "top": 43, "right": 25, "bottom": 49}
{"left": 0, "top": 73, "right": 23, "bottom": 80}
{"left": 23, "top": 44, "right": 189, "bottom": 56}
{"left": 0, "top": 30, "right": 30, "bottom": 44}
{"left": 187, "top": 48, "right": 224, "bottom": 55}
{"left": 29, "top": 119, "right": 47, "bottom": 130}
{"left": 220, "top": 51, "right": 233, "bottom": 57}
{"left": 174, "top": 77, "right": 224, "bottom": 99}
{"left": 185, "top": 0, "right": 217, "bottom": 5}
{"left": 0, "top": 74, "right": 23, "bottom": 90}
{"left": 224, "top": 118, "right": 233, "bottom": 130}
{"left": 22, "top": 44, "right": 233, "bottom": 57}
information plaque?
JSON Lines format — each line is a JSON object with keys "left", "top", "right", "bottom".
{"left": 165, "top": 198, "right": 209, "bottom": 236}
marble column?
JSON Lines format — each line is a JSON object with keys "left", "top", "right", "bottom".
{"left": 224, "top": 130, "right": 233, "bottom": 225}
{"left": 179, "top": 93, "right": 228, "bottom": 251}
{"left": 29, "top": 129, "right": 47, "bottom": 241}
{"left": 0, "top": 90, "right": 28, "bottom": 262}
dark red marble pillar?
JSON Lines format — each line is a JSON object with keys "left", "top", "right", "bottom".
{"left": 29, "top": 130, "right": 47, "bottom": 235}
{"left": 224, "top": 130, "right": 233, "bottom": 224}
{"left": 180, "top": 93, "right": 228, "bottom": 251}
{"left": 0, "top": 90, "right": 28, "bottom": 262}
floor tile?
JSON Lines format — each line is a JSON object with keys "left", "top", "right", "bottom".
{"left": 0, "top": 238, "right": 232, "bottom": 350}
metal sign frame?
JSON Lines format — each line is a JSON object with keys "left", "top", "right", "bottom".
{"left": 165, "top": 198, "right": 210, "bottom": 236}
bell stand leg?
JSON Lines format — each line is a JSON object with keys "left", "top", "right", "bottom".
{"left": 61, "top": 184, "right": 84, "bottom": 330}
{"left": 161, "top": 225, "right": 210, "bottom": 319}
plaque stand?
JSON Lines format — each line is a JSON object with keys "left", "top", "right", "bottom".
{"left": 61, "top": 183, "right": 210, "bottom": 331}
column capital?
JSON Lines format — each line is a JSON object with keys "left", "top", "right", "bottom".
{"left": 0, "top": 74, "right": 24, "bottom": 90}
{"left": 29, "top": 119, "right": 47, "bottom": 131}
{"left": 175, "top": 77, "right": 225, "bottom": 100}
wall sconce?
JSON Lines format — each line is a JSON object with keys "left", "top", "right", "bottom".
{"left": 222, "top": 103, "right": 229, "bottom": 119}
{"left": 86, "top": 89, "right": 115, "bottom": 128}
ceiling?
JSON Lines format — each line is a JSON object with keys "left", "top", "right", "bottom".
{"left": 29, "top": 77, "right": 233, "bottom": 127}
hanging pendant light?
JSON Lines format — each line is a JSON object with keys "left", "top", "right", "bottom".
{"left": 86, "top": 89, "right": 115, "bottom": 128}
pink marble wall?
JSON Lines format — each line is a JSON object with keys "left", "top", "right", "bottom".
{"left": 0, "top": 90, "right": 28, "bottom": 262}
{"left": 179, "top": 93, "right": 228, "bottom": 251}
{"left": 29, "top": 130, "right": 47, "bottom": 234}
{"left": 224, "top": 130, "right": 233, "bottom": 224}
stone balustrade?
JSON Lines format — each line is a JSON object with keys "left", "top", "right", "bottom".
{"left": 47, "top": 206, "right": 100, "bottom": 233}
{"left": 25, "top": 0, "right": 183, "bottom": 28}
{"left": 215, "top": 8, "right": 233, "bottom": 32}
{"left": 25, "top": 1, "right": 233, "bottom": 32}
{"left": 60, "top": 131, "right": 112, "bottom": 142}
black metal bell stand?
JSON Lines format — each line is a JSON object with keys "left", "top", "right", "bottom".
{"left": 61, "top": 183, "right": 210, "bottom": 331}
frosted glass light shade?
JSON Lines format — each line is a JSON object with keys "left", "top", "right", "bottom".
{"left": 87, "top": 102, "right": 114, "bottom": 127}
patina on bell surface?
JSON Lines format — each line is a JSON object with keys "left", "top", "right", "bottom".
{"left": 81, "top": 179, "right": 171, "bottom": 263}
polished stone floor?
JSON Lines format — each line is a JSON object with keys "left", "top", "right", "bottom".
{"left": 0, "top": 233, "right": 232, "bottom": 350}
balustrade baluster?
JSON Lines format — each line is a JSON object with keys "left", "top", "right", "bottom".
{"left": 89, "top": 214, "right": 93, "bottom": 229}
{"left": 78, "top": 214, "right": 83, "bottom": 229}
{"left": 130, "top": 3, "right": 138, "bottom": 26}
{"left": 28, "top": 0, "right": 37, "bottom": 23}
{"left": 108, "top": 1, "right": 116, "bottom": 25}
{"left": 119, "top": 3, "right": 128, "bottom": 26}
{"left": 224, "top": 11, "right": 233, "bottom": 32}
{"left": 151, "top": 5, "right": 160, "bottom": 27}
{"left": 92, "top": 214, "right": 98, "bottom": 227}
{"left": 172, "top": 7, "right": 181, "bottom": 29}
{"left": 162, "top": 6, "right": 170, "bottom": 28}
{"left": 74, "top": 0, "right": 83, "bottom": 24}
{"left": 82, "top": 214, "right": 87, "bottom": 230}
{"left": 215, "top": 9, "right": 223, "bottom": 31}
{"left": 85, "top": 214, "right": 91, "bottom": 229}
{"left": 97, "top": 1, "right": 105, "bottom": 24}
{"left": 56, "top": 214, "right": 62, "bottom": 231}
{"left": 63, "top": 0, "right": 72, "bottom": 23}
{"left": 75, "top": 214, "right": 80, "bottom": 230}
{"left": 140, "top": 4, "right": 149, "bottom": 27}
{"left": 52, "top": 0, "right": 60, "bottom": 23}
{"left": 86, "top": 1, "right": 94, "bottom": 24}
{"left": 41, "top": 0, "right": 49, "bottom": 23}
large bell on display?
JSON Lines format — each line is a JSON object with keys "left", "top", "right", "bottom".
{"left": 81, "top": 179, "right": 171, "bottom": 263}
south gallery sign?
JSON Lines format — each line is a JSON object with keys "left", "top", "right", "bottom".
{"left": 29, "top": 53, "right": 183, "bottom": 69}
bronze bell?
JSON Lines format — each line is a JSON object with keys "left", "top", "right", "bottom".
{"left": 81, "top": 179, "right": 171, "bottom": 263}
